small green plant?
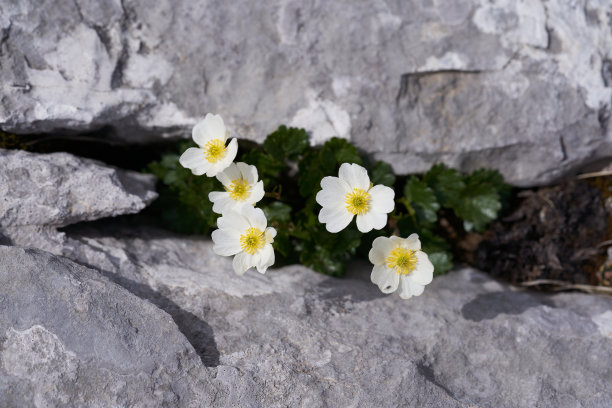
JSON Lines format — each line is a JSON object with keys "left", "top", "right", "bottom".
{"left": 147, "top": 125, "right": 508, "bottom": 277}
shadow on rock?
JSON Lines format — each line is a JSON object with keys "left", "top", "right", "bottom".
{"left": 96, "top": 268, "right": 220, "bottom": 367}
{"left": 317, "top": 261, "right": 387, "bottom": 303}
{"left": 416, "top": 360, "right": 457, "bottom": 401}
{"left": 461, "top": 290, "right": 555, "bottom": 322}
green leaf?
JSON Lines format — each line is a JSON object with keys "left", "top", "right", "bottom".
{"left": 297, "top": 150, "right": 325, "bottom": 197}
{"left": 319, "top": 137, "right": 362, "bottom": 168}
{"left": 453, "top": 184, "right": 501, "bottom": 232}
{"left": 452, "top": 170, "right": 505, "bottom": 232}
{"left": 272, "top": 229, "right": 294, "bottom": 259}
{"left": 294, "top": 209, "right": 362, "bottom": 276}
{"left": 418, "top": 230, "right": 453, "bottom": 276}
{"left": 263, "top": 126, "right": 310, "bottom": 161}
{"left": 240, "top": 149, "right": 285, "bottom": 186}
{"left": 298, "top": 138, "right": 363, "bottom": 198}
{"left": 423, "top": 164, "right": 465, "bottom": 207}
{"left": 403, "top": 176, "right": 440, "bottom": 224}
{"left": 262, "top": 202, "right": 292, "bottom": 224}
{"left": 427, "top": 252, "right": 454, "bottom": 276}
{"left": 368, "top": 160, "right": 396, "bottom": 187}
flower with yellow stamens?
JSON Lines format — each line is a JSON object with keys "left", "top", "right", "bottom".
{"left": 179, "top": 113, "right": 238, "bottom": 177}
{"left": 208, "top": 162, "right": 265, "bottom": 214}
{"left": 368, "top": 234, "right": 434, "bottom": 299}
{"left": 316, "top": 163, "right": 395, "bottom": 233}
{"left": 211, "top": 206, "right": 276, "bottom": 275}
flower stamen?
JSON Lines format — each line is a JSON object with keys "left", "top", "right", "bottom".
{"left": 227, "top": 178, "right": 251, "bottom": 201}
{"left": 386, "top": 247, "right": 417, "bottom": 275}
{"left": 240, "top": 227, "right": 265, "bottom": 255}
{"left": 345, "top": 188, "right": 371, "bottom": 215}
{"left": 203, "top": 139, "right": 227, "bottom": 163}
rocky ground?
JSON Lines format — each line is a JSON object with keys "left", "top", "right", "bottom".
{"left": 2, "top": 0, "right": 612, "bottom": 406}
{"left": 1, "top": 148, "right": 612, "bottom": 407}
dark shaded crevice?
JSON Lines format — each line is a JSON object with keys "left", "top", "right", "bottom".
{"left": 602, "top": 59, "right": 612, "bottom": 87}
{"left": 559, "top": 135, "right": 568, "bottom": 161}
{"left": 0, "top": 127, "right": 183, "bottom": 171}
{"left": 111, "top": 46, "right": 129, "bottom": 89}
{"left": 111, "top": 0, "right": 131, "bottom": 89}
{"left": 93, "top": 25, "right": 114, "bottom": 56}
{"left": 0, "top": 20, "right": 12, "bottom": 57}
{"left": 396, "top": 69, "right": 484, "bottom": 108}
{"left": 598, "top": 103, "right": 611, "bottom": 136}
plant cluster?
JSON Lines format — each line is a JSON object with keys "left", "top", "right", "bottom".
{"left": 147, "top": 123, "right": 509, "bottom": 280}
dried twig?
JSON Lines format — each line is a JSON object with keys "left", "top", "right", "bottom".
{"left": 520, "top": 279, "right": 612, "bottom": 295}
{"left": 577, "top": 170, "right": 612, "bottom": 179}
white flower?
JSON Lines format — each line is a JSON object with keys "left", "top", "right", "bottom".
{"left": 208, "top": 162, "right": 265, "bottom": 214}
{"left": 179, "top": 113, "right": 238, "bottom": 177}
{"left": 315, "top": 163, "right": 395, "bottom": 233}
{"left": 368, "top": 234, "right": 434, "bottom": 299}
{"left": 211, "top": 206, "right": 276, "bottom": 275}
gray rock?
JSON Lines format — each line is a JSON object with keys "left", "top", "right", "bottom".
{"left": 0, "top": 148, "right": 157, "bottom": 253}
{"left": 1, "top": 0, "right": 611, "bottom": 185}
{"left": 0, "top": 245, "right": 220, "bottom": 407}
{"left": 62, "top": 224, "right": 612, "bottom": 407}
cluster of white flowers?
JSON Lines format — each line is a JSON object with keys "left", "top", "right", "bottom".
{"left": 179, "top": 114, "right": 275, "bottom": 275}
{"left": 316, "top": 163, "right": 434, "bottom": 299}
{"left": 180, "top": 114, "right": 434, "bottom": 299}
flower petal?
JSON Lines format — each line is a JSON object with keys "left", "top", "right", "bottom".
{"left": 318, "top": 205, "right": 353, "bottom": 233}
{"left": 316, "top": 176, "right": 350, "bottom": 208}
{"left": 247, "top": 181, "right": 265, "bottom": 205}
{"left": 243, "top": 206, "right": 267, "bottom": 230}
{"left": 209, "top": 191, "right": 235, "bottom": 214}
{"left": 193, "top": 113, "right": 226, "bottom": 146}
{"left": 374, "top": 267, "right": 399, "bottom": 294}
{"left": 179, "top": 148, "right": 210, "bottom": 174}
{"left": 232, "top": 252, "right": 254, "bottom": 275}
{"left": 216, "top": 162, "right": 240, "bottom": 187}
{"left": 224, "top": 137, "right": 239, "bottom": 163}
{"left": 369, "top": 236, "right": 394, "bottom": 265}
{"left": 338, "top": 163, "right": 370, "bottom": 190}
{"left": 370, "top": 264, "right": 387, "bottom": 284}
{"left": 237, "top": 162, "right": 258, "bottom": 184}
{"left": 369, "top": 184, "right": 395, "bottom": 214}
{"left": 265, "top": 227, "right": 277, "bottom": 243}
{"left": 412, "top": 251, "right": 434, "bottom": 285}
{"left": 206, "top": 138, "right": 238, "bottom": 177}
{"left": 211, "top": 229, "right": 241, "bottom": 256}
{"left": 217, "top": 213, "right": 249, "bottom": 232}
{"left": 402, "top": 233, "right": 422, "bottom": 251}
{"left": 399, "top": 276, "right": 425, "bottom": 299}
{"left": 256, "top": 244, "right": 275, "bottom": 273}
{"left": 356, "top": 211, "right": 387, "bottom": 233}
{"left": 355, "top": 213, "right": 372, "bottom": 233}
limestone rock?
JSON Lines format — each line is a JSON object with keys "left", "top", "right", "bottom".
{"left": 0, "top": 246, "right": 220, "bottom": 407}
{"left": 0, "top": 148, "right": 157, "bottom": 253}
{"left": 1, "top": 0, "right": 611, "bottom": 185}
{"left": 62, "top": 224, "right": 612, "bottom": 407}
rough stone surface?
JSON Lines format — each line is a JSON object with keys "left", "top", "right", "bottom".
{"left": 0, "top": 148, "right": 157, "bottom": 253}
{"left": 0, "top": 246, "right": 220, "bottom": 407}
{"left": 1, "top": 0, "right": 612, "bottom": 185}
{"left": 57, "top": 223, "right": 612, "bottom": 408}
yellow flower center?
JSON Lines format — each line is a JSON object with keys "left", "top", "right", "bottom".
{"left": 240, "top": 227, "right": 265, "bottom": 255}
{"left": 203, "top": 139, "right": 227, "bottom": 163}
{"left": 386, "top": 247, "right": 417, "bottom": 275}
{"left": 345, "top": 188, "right": 371, "bottom": 215}
{"left": 227, "top": 178, "right": 251, "bottom": 201}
